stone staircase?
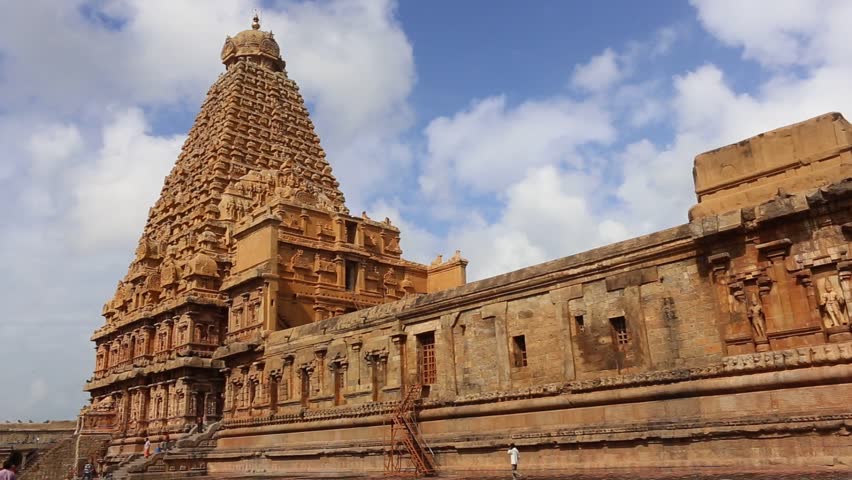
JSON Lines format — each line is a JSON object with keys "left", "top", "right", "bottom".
{"left": 19, "top": 433, "right": 110, "bottom": 480}
{"left": 19, "top": 434, "right": 77, "bottom": 480}
{"left": 110, "top": 422, "right": 222, "bottom": 479}
{"left": 108, "top": 452, "right": 159, "bottom": 479}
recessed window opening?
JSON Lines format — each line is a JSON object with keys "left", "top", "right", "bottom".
{"left": 574, "top": 315, "right": 585, "bottom": 333}
{"left": 417, "top": 331, "right": 437, "bottom": 385}
{"left": 345, "top": 221, "right": 358, "bottom": 244}
{"left": 511, "top": 335, "right": 528, "bottom": 368}
{"left": 345, "top": 260, "right": 358, "bottom": 291}
{"left": 610, "top": 316, "right": 629, "bottom": 345}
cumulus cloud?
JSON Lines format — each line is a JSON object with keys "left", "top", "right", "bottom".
{"left": 571, "top": 48, "right": 624, "bottom": 92}
{"left": 690, "top": 0, "right": 836, "bottom": 67}
{"left": 6, "top": 0, "right": 852, "bottom": 423}
{"left": 447, "top": 166, "right": 629, "bottom": 280}
{"left": 27, "top": 124, "right": 84, "bottom": 177}
{"left": 70, "top": 109, "right": 184, "bottom": 250}
{"left": 0, "top": 0, "right": 417, "bottom": 421}
{"left": 420, "top": 95, "right": 613, "bottom": 202}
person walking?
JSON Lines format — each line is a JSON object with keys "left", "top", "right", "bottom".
{"left": 82, "top": 460, "right": 94, "bottom": 480}
{"left": 0, "top": 451, "right": 22, "bottom": 480}
{"left": 507, "top": 443, "right": 520, "bottom": 479}
{"left": 143, "top": 437, "right": 151, "bottom": 458}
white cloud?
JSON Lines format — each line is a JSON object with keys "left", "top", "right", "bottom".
{"left": 5, "top": 0, "right": 852, "bottom": 424}
{"left": 420, "top": 95, "right": 614, "bottom": 202}
{"left": 447, "top": 166, "right": 629, "bottom": 280}
{"left": 0, "top": 0, "right": 418, "bottom": 421}
{"left": 690, "top": 0, "right": 852, "bottom": 67}
{"left": 571, "top": 48, "right": 624, "bottom": 92}
{"left": 70, "top": 108, "right": 184, "bottom": 250}
{"left": 27, "top": 124, "right": 84, "bottom": 177}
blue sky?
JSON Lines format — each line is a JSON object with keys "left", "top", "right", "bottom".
{"left": 2, "top": 0, "right": 852, "bottom": 421}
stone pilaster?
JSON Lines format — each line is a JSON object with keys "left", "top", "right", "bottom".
{"left": 481, "top": 301, "right": 510, "bottom": 391}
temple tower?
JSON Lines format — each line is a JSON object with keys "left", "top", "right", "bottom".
{"left": 83, "top": 16, "right": 467, "bottom": 452}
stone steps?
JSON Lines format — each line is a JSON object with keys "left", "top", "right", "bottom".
{"left": 18, "top": 434, "right": 76, "bottom": 480}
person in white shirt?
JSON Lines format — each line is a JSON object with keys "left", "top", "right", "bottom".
{"left": 507, "top": 443, "right": 520, "bottom": 478}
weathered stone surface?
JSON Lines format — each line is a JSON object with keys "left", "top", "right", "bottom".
{"left": 77, "top": 16, "right": 852, "bottom": 479}
{"left": 82, "top": 16, "right": 467, "bottom": 464}
{"left": 690, "top": 112, "right": 852, "bottom": 219}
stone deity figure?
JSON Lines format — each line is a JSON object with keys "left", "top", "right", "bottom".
{"left": 747, "top": 293, "right": 767, "bottom": 341}
{"left": 820, "top": 281, "right": 848, "bottom": 328}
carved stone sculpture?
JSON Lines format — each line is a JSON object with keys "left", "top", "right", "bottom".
{"left": 747, "top": 293, "right": 767, "bottom": 341}
{"left": 820, "top": 280, "right": 848, "bottom": 328}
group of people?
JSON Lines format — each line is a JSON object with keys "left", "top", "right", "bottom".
{"left": 0, "top": 452, "right": 21, "bottom": 480}
{"left": 142, "top": 433, "right": 171, "bottom": 458}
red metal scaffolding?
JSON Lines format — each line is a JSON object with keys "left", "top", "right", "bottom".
{"left": 384, "top": 383, "right": 436, "bottom": 476}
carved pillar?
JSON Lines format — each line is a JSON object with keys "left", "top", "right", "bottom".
{"left": 357, "top": 262, "right": 367, "bottom": 293}
{"left": 838, "top": 262, "right": 852, "bottom": 321}
{"left": 220, "top": 368, "right": 232, "bottom": 413}
{"left": 349, "top": 340, "right": 363, "bottom": 388}
{"left": 333, "top": 217, "right": 345, "bottom": 243}
{"left": 334, "top": 255, "right": 345, "bottom": 288}
{"left": 313, "top": 348, "right": 326, "bottom": 396}
{"left": 176, "top": 377, "right": 191, "bottom": 420}
{"left": 139, "top": 386, "right": 150, "bottom": 429}
{"left": 241, "top": 292, "right": 250, "bottom": 330}
{"left": 300, "top": 209, "right": 309, "bottom": 235}
{"left": 297, "top": 363, "right": 314, "bottom": 407}
{"left": 708, "top": 253, "right": 733, "bottom": 318}
{"left": 163, "top": 318, "right": 175, "bottom": 355}
{"left": 127, "top": 387, "right": 140, "bottom": 433}
{"left": 388, "top": 333, "right": 406, "bottom": 390}
{"left": 379, "top": 231, "right": 387, "bottom": 255}
{"left": 267, "top": 368, "right": 280, "bottom": 413}
{"left": 328, "top": 356, "right": 348, "bottom": 405}
{"left": 164, "top": 380, "right": 176, "bottom": 427}
{"left": 283, "top": 354, "right": 295, "bottom": 401}
{"left": 117, "top": 390, "right": 129, "bottom": 434}
{"left": 795, "top": 270, "right": 824, "bottom": 327}
{"left": 756, "top": 239, "right": 795, "bottom": 332}
{"left": 354, "top": 223, "right": 364, "bottom": 247}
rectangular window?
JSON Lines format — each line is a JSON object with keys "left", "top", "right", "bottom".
{"left": 511, "top": 335, "right": 528, "bottom": 367}
{"left": 300, "top": 369, "right": 311, "bottom": 408}
{"left": 417, "top": 332, "right": 437, "bottom": 385}
{"left": 610, "top": 316, "right": 629, "bottom": 345}
{"left": 344, "top": 260, "right": 358, "bottom": 291}
{"left": 345, "top": 221, "right": 358, "bottom": 244}
{"left": 333, "top": 367, "right": 345, "bottom": 406}
{"left": 268, "top": 377, "right": 278, "bottom": 412}
{"left": 574, "top": 315, "right": 585, "bottom": 333}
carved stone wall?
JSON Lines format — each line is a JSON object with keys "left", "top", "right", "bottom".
{"left": 86, "top": 17, "right": 466, "bottom": 459}
{"left": 83, "top": 15, "right": 852, "bottom": 478}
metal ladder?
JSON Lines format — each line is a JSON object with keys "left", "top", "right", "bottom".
{"left": 385, "top": 383, "right": 436, "bottom": 476}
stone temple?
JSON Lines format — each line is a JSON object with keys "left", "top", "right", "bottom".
{"left": 24, "top": 16, "right": 852, "bottom": 479}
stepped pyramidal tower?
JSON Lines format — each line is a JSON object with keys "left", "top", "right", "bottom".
{"left": 70, "top": 14, "right": 852, "bottom": 480}
{"left": 83, "top": 15, "right": 467, "bottom": 448}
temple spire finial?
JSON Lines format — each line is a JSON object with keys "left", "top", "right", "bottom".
{"left": 252, "top": 10, "right": 261, "bottom": 30}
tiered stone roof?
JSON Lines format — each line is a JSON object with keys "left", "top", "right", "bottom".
{"left": 98, "top": 15, "right": 347, "bottom": 334}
